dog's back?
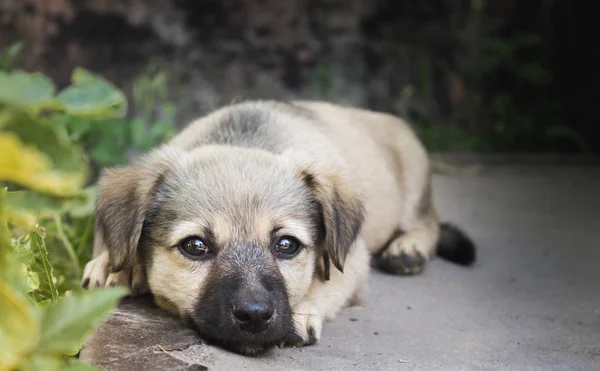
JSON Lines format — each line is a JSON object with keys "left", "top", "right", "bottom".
{"left": 169, "top": 100, "right": 430, "bottom": 254}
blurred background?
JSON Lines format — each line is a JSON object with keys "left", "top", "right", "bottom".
{"left": 0, "top": 0, "right": 593, "bottom": 154}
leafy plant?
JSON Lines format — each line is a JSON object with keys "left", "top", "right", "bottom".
{"left": 0, "top": 41, "right": 24, "bottom": 71}
{"left": 468, "top": 31, "right": 588, "bottom": 153}
{"left": 0, "top": 67, "right": 134, "bottom": 370}
{"left": 416, "top": 124, "right": 490, "bottom": 153}
{"left": 308, "top": 65, "right": 341, "bottom": 99}
{"left": 53, "top": 64, "right": 176, "bottom": 170}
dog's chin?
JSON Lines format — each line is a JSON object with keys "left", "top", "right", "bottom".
{"left": 196, "top": 332, "right": 285, "bottom": 356}
{"left": 189, "top": 319, "right": 292, "bottom": 356}
{"left": 222, "top": 339, "right": 280, "bottom": 356}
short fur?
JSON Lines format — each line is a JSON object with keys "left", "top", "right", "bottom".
{"left": 82, "top": 100, "right": 476, "bottom": 355}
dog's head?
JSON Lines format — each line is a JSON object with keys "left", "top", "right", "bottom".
{"left": 95, "top": 145, "right": 363, "bottom": 355}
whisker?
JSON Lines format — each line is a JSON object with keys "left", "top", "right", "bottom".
{"left": 290, "top": 319, "right": 307, "bottom": 337}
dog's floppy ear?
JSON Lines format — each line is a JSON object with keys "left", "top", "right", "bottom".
{"left": 95, "top": 148, "right": 182, "bottom": 271}
{"left": 299, "top": 168, "right": 364, "bottom": 273}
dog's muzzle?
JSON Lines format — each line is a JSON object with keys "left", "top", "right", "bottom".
{"left": 232, "top": 295, "right": 275, "bottom": 334}
{"left": 192, "top": 263, "right": 293, "bottom": 355}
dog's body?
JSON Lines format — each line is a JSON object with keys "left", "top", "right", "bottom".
{"left": 82, "top": 100, "right": 475, "bottom": 355}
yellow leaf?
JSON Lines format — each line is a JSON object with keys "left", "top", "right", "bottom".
{"left": 0, "top": 133, "right": 85, "bottom": 196}
{"left": 0, "top": 279, "right": 40, "bottom": 370}
{"left": 6, "top": 208, "right": 37, "bottom": 230}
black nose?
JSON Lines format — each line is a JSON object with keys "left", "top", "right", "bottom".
{"left": 233, "top": 300, "right": 274, "bottom": 333}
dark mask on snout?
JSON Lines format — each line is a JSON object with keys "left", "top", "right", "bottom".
{"left": 191, "top": 241, "right": 293, "bottom": 355}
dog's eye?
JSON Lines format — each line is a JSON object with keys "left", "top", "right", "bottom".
{"left": 178, "top": 236, "right": 211, "bottom": 259}
{"left": 273, "top": 236, "right": 302, "bottom": 258}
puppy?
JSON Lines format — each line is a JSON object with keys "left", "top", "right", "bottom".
{"left": 82, "top": 100, "right": 476, "bottom": 355}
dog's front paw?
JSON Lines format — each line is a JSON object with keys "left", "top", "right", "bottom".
{"left": 376, "top": 234, "right": 429, "bottom": 275}
{"left": 82, "top": 251, "right": 110, "bottom": 289}
{"left": 81, "top": 252, "right": 149, "bottom": 296}
{"left": 284, "top": 302, "right": 323, "bottom": 347}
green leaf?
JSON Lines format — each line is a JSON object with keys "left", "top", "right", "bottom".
{"left": 37, "top": 287, "right": 126, "bottom": 356}
{"left": 25, "top": 269, "right": 40, "bottom": 292}
{"left": 0, "top": 42, "right": 25, "bottom": 71}
{"left": 66, "top": 186, "right": 97, "bottom": 219}
{"left": 150, "top": 120, "right": 175, "bottom": 141}
{"left": 136, "top": 120, "right": 175, "bottom": 151}
{"left": 12, "top": 237, "right": 34, "bottom": 264}
{"left": 19, "top": 354, "right": 62, "bottom": 371}
{"left": 418, "top": 124, "right": 490, "bottom": 153}
{"left": 1, "top": 190, "right": 41, "bottom": 369}
{"left": 48, "top": 113, "right": 93, "bottom": 141}
{"left": 130, "top": 118, "right": 147, "bottom": 148}
{"left": 0, "top": 71, "right": 59, "bottom": 112}
{"left": 1, "top": 107, "right": 87, "bottom": 171}
{"left": 6, "top": 191, "right": 66, "bottom": 219}
{"left": 89, "top": 138, "right": 127, "bottom": 166}
{"left": 5, "top": 208, "right": 37, "bottom": 230}
{"left": 5, "top": 41, "right": 24, "bottom": 59}
{"left": 6, "top": 188, "right": 95, "bottom": 221}
{"left": 57, "top": 68, "right": 127, "bottom": 118}
{"left": 0, "top": 189, "right": 28, "bottom": 293}
{"left": 28, "top": 231, "right": 60, "bottom": 304}
{"left": 11, "top": 232, "right": 60, "bottom": 304}
{"left": 62, "top": 357, "right": 104, "bottom": 371}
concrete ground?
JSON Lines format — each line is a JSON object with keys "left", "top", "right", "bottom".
{"left": 80, "top": 163, "right": 600, "bottom": 371}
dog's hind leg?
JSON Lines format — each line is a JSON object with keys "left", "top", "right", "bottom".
{"left": 373, "top": 151, "right": 441, "bottom": 276}
{"left": 374, "top": 201, "right": 440, "bottom": 275}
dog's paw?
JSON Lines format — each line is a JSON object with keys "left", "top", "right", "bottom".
{"left": 82, "top": 252, "right": 149, "bottom": 296}
{"left": 375, "top": 234, "right": 429, "bottom": 275}
{"left": 82, "top": 251, "right": 110, "bottom": 289}
{"left": 284, "top": 302, "right": 323, "bottom": 347}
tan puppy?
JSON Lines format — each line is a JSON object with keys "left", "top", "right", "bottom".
{"left": 82, "top": 100, "right": 476, "bottom": 355}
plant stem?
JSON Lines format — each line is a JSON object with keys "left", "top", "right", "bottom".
{"left": 76, "top": 216, "right": 93, "bottom": 256}
{"left": 53, "top": 214, "right": 81, "bottom": 277}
